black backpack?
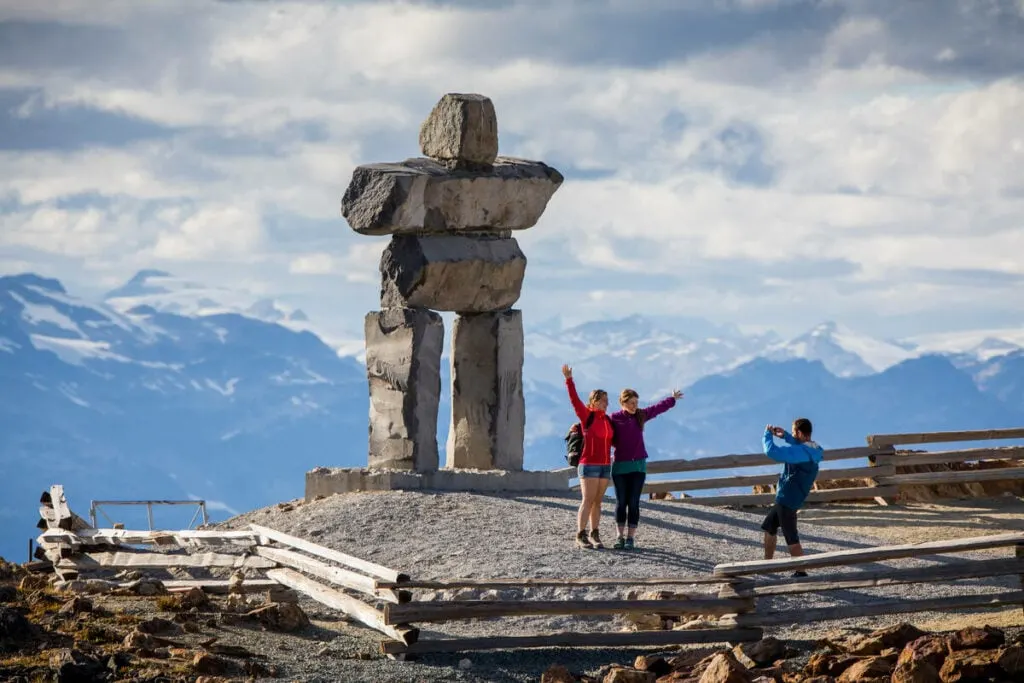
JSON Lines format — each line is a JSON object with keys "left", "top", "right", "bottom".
{"left": 564, "top": 413, "right": 596, "bottom": 467}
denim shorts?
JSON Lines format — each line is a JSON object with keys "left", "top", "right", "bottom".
{"left": 578, "top": 464, "right": 612, "bottom": 479}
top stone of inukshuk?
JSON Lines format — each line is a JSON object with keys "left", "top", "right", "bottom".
{"left": 341, "top": 93, "right": 564, "bottom": 236}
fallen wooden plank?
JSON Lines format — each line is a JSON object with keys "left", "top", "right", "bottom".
{"left": 39, "top": 529, "right": 261, "bottom": 547}
{"left": 63, "top": 551, "right": 276, "bottom": 570}
{"left": 714, "top": 531, "right": 1024, "bottom": 576}
{"left": 384, "top": 596, "right": 752, "bottom": 625}
{"left": 254, "top": 546, "right": 387, "bottom": 601}
{"left": 875, "top": 446, "right": 1024, "bottom": 469}
{"left": 379, "top": 627, "right": 763, "bottom": 654}
{"left": 721, "top": 590, "right": 1024, "bottom": 627}
{"left": 644, "top": 465, "right": 893, "bottom": 495}
{"left": 645, "top": 446, "right": 885, "bottom": 476}
{"left": 251, "top": 524, "right": 408, "bottom": 584}
{"left": 877, "top": 467, "right": 1024, "bottom": 486}
{"left": 267, "top": 568, "right": 417, "bottom": 645}
{"left": 374, "top": 575, "right": 734, "bottom": 590}
{"left": 742, "top": 557, "right": 1024, "bottom": 597}
{"left": 678, "top": 485, "right": 897, "bottom": 508}
{"left": 867, "top": 428, "right": 1024, "bottom": 449}
{"left": 143, "top": 579, "right": 281, "bottom": 594}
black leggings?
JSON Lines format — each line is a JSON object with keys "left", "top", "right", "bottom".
{"left": 613, "top": 471, "right": 646, "bottom": 528}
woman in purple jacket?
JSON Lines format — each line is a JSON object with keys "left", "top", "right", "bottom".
{"left": 609, "top": 387, "right": 683, "bottom": 549}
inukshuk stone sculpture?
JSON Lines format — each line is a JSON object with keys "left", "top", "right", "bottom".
{"left": 341, "top": 93, "right": 563, "bottom": 473}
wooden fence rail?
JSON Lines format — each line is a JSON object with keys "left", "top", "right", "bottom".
{"left": 560, "top": 427, "right": 1024, "bottom": 506}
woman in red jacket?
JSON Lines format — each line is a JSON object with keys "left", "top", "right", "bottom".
{"left": 562, "top": 364, "right": 614, "bottom": 549}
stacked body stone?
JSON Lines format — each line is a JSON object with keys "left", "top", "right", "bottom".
{"left": 341, "top": 93, "right": 563, "bottom": 474}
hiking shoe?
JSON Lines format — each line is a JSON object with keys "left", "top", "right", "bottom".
{"left": 613, "top": 536, "right": 626, "bottom": 550}
{"left": 575, "top": 531, "right": 593, "bottom": 549}
{"left": 624, "top": 537, "right": 635, "bottom": 551}
{"left": 589, "top": 529, "right": 604, "bottom": 549}
{"left": 791, "top": 570, "right": 808, "bottom": 578}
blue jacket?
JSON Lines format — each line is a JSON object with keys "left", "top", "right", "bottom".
{"left": 763, "top": 428, "right": 823, "bottom": 509}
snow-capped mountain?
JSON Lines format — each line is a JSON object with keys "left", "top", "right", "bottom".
{"left": 3, "top": 270, "right": 1024, "bottom": 562}
{"left": 0, "top": 272, "right": 368, "bottom": 560}
{"left": 757, "top": 321, "right": 916, "bottom": 377}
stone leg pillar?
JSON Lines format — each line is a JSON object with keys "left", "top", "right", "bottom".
{"left": 446, "top": 309, "right": 525, "bottom": 471}
{"left": 365, "top": 308, "right": 444, "bottom": 471}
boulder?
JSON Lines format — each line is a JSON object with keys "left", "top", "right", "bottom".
{"left": 938, "top": 649, "right": 1000, "bottom": 682}
{"left": 948, "top": 626, "right": 1004, "bottom": 651}
{"left": 603, "top": 667, "right": 656, "bottom": 683}
{"left": 419, "top": 93, "right": 499, "bottom": 169}
{"left": 0, "top": 605, "right": 32, "bottom": 643}
{"left": 446, "top": 310, "right": 525, "bottom": 470}
{"left": 873, "top": 623, "right": 927, "bottom": 649}
{"left": 380, "top": 234, "right": 526, "bottom": 312}
{"left": 734, "top": 638, "right": 785, "bottom": 668}
{"left": 634, "top": 655, "right": 671, "bottom": 677}
{"left": 365, "top": 308, "right": 444, "bottom": 471}
{"left": 998, "top": 644, "right": 1024, "bottom": 677}
{"left": 836, "top": 656, "right": 895, "bottom": 683}
{"left": 892, "top": 658, "right": 940, "bottom": 683}
{"left": 246, "top": 602, "right": 309, "bottom": 632}
{"left": 58, "top": 596, "right": 92, "bottom": 616}
{"left": 541, "top": 664, "right": 577, "bottom": 683}
{"left": 0, "top": 585, "right": 16, "bottom": 603}
{"left": 698, "top": 653, "right": 754, "bottom": 683}
{"left": 898, "top": 635, "right": 949, "bottom": 671}
{"left": 341, "top": 157, "right": 563, "bottom": 236}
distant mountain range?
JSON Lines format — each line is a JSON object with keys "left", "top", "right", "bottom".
{"left": 2, "top": 270, "right": 1023, "bottom": 560}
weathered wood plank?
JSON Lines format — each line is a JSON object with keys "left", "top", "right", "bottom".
{"left": 379, "top": 627, "right": 764, "bottom": 654}
{"left": 742, "top": 557, "right": 1024, "bottom": 597}
{"left": 63, "top": 551, "right": 276, "bottom": 570}
{"left": 721, "top": 590, "right": 1024, "bottom": 627}
{"left": 867, "top": 428, "right": 1024, "bottom": 449}
{"left": 875, "top": 446, "right": 1024, "bottom": 469}
{"left": 678, "top": 485, "right": 897, "bottom": 508}
{"left": 146, "top": 579, "right": 281, "bottom": 594}
{"left": 383, "top": 597, "right": 753, "bottom": 625}
{"left": 254, "top": 546, "right": 387, "bottom": 600}
{"left": 877, "top": 467, "right": 1024, "bottom": 486}
{"left": 714, "top": 531, "right": 1024, "bottom": 576}
{"left": 251, "top": 524, "right": 408, "bottom": 583}
{"left": 266, "top": 568, "right": 417, "bottom": 645}
{"left": 644, "top": 465, "right": 893, "bottom": 495}
{"left": 645, "top": 446, "right": 886, "bottom": 476}
{"left": 39, "top": 529, "right": 260, "bottom": 547}
{"left": 374, "top": 575, "right": 734, "bottom": 590}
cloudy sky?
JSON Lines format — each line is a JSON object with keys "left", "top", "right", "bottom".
{"left": 1, "top": 0, "right": 1022, "bottom": 341}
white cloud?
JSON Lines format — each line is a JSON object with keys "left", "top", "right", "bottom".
{"left": 1, "top": 0, "right": 1023, "bottom": 336}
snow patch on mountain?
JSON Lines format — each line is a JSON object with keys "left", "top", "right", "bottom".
{"left": 905, "top": 328, "right": 1024, "bottom": 362}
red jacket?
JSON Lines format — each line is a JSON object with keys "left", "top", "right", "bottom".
{"left": 566, "top": 378, "right": 613, "bottom": 466}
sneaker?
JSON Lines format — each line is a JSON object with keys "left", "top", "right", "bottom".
{"left": 613, "top": 536, "right": 626, "bottom": 550}
{"left": 791, "top": 570, "right": 808, "bottom": 578}
{"left": 575, "top": 531, "right": 593, "bottom": 549}
{"left": 589, "top": 529, "right": 605, "bottom": 549}
{"left": 624, "top": 537, "right": 635, "bottom": 551}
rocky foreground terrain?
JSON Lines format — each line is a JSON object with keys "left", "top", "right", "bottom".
{"left": 3, "top": 554, "right": 1024, "bottom": 682}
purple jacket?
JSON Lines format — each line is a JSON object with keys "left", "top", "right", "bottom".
{"left": 609, "top": 396, "right": 677, "bottom": 462}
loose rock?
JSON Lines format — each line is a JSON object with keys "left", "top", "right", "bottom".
{"left": 419, "top": 93, "right": 499, "bottom": 169}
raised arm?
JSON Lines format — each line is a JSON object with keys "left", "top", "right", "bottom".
{"left": 563, "top": 365, "right": 590, "bottom": 422}
{"left": 641, "top": 395, "right": 678, "bottom": 422}
{"left": 762, "top": 427, "right": 810, "bottom": 464}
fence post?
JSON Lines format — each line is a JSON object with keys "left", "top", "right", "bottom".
{"left": 866, "top": 437, "right": 895, "bottom": 506}
{"left": 146, "top": 503, "right": 154, "bottom": 530}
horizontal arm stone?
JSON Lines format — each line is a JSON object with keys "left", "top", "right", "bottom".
{"left": 341, "top": 157, "right": 563, "bottom": 236}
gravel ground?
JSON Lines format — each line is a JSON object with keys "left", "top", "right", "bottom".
{"left": 212, "top": 491, "right": 1022, "bottom": 682}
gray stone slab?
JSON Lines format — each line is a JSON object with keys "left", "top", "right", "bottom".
{"left": 379, "top": 235, "right": 526, "bottom": 312}
{"left": 304, "top": 467, "right": 570, "bottom": 501}
{"left": 419, "top": 93, "right": 498, "bottom": 169}
{"left": 364, "top": 308, "right": 444, "bottom": 471}
{"left": 341, "top": 157, "right": 563, "bottom": 236}
{"left": 446, "top": 310, "right": 525, "bottom": 471}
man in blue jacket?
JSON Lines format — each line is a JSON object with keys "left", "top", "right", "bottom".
{"left": 761, "top": 418, "right": 823, "bottom": 575}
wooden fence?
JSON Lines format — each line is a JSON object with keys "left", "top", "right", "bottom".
{"left": 32, "top": 482, "right": 1024, "bottom": 657}
{"left": 564, "top": 427, "right": 1024, "bottom": 507}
